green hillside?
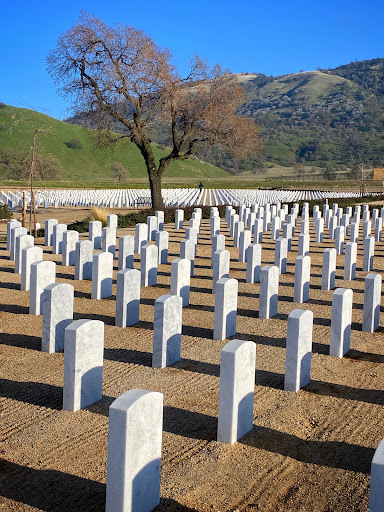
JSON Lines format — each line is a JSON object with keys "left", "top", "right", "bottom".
{"left": 241, "top": 71, "right": 357, "bottom": 104}
{"left": 235, "top": 60, "right": 384, "bottom": 169}
{"left": 0, "top": 105, "right": 228, "bottom": 183}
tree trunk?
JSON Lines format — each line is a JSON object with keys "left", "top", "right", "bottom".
{"left": 148, "top": 171, "right": 165, "bottom": 210}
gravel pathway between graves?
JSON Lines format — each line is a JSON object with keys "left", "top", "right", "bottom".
{"left": 1, "top": 211, "right": 383, "bottom": 511}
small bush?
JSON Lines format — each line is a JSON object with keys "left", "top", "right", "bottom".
{"left": 0, "top": 102, "right": 6, "bottom": 108}
{"left": 67, "top": 220, "right": 89, "bottom": 233}
{"left": 65, "top": 138, "right": 83, "bottom": 150}
{"left": 0, "top": 204, "right": 12, "bottom": 219}
{"left": 89, "top": 206, "right": 109, "bottom": 227}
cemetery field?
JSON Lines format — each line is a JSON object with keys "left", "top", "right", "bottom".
{"left": 1, "top": 217, "right": 384, "bottom": 511}
{"left": 1, "top": 176, "right": 381, "bottom": 193}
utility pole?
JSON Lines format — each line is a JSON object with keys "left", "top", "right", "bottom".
{"left": 29, "top": 129, "right": 39, "bottom": 236}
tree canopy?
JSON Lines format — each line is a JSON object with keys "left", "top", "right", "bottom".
{"left": 47, "top": 12, "right": 260, "bottom": 208}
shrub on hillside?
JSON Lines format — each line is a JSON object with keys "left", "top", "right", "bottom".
{"left": 65, "top": 138, "right": 83, "bottom": 150}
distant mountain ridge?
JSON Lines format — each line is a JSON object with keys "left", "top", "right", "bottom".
{"left": 65, "top": 57, "right": 384, "bottom": 173}
{"left": 233, "top": 58, "right": 384, "bottom": 170}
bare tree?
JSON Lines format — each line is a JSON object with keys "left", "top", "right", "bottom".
{"left": 47, "top": 12, "right": 260, "bottom": 209}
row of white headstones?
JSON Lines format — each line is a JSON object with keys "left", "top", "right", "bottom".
{"left": 5, "top": 200, "right": 384, "bottom": 512}
{"left": 1, "top": 187, "right": 379, "bottom": 210}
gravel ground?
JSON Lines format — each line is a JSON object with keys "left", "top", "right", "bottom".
{"left": 1, "top": 211, "right": 383, "bottom": 511}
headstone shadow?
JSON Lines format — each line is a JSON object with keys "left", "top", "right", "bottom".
{"left": 0, "top": 332, "right": 41, "bottom": 350}
{"left": 0, "top": 266, "right": 14, "bottom": 273}
{"left": 73, "top": 312, "right": 114, "bottom": 325}
{"left": 305, "top": 379, "right": 384, "bottom": 405}
{"left": 103, "top": 347, "right": 152, "bottom": 366}
{"left": 163, "top": 406, "right": 217, "bottom": 441}
{"left": 0, "top": 378, "right": 62, "bottom": 409}
{"left": 240, "top": 425, "right": 374, "bottom": 473}
{"left": 0, "top": 460, "right": 106, "bottom": 512}
{"left": 182, "top": 325, "right": 212, "bottom": 339}
{"left": 0, "top": 303, "right": 29, "bottom": 315}
{"left": 0, "top": 281, "right": 19, "bottom": 290}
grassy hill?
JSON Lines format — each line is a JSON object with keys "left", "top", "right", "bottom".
{"left": 0, "top": 105, "right": 228, "bottom": 185}
{"left": 235, "top": 60, "right": 384, "bottom": 169}
{"left": 240, "top": 71, "right": 357, "bottom": 104}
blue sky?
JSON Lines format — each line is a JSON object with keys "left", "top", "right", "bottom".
{"left": 1, "top": 0, "right": 383, "bottom": 120}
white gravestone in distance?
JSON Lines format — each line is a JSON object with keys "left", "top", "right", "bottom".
{"left": 140, "top": 244, "right": 158, "bottom": 287}
{"left": 321, "top": 248, "right": 336, "bottom": 291}
{"left": 213, "top": 278, "right": 238, "bottom": 341}
{"left": 89, "top": 220, "right": 102, "bottom": 250}
{"left": 294, "top": 255, "right": 311, "bottom": 303}
{"left": 284, "top": 309, "right": 313, "bottom": 392}
{"left": 155, "top": 230, "right": 169, "bottom": 264}
{"left": 14, "top": 234, "right": 34, "bottom": 274}
{"left": 170, "top": 258, "right": 191, "bottom": 307}
{"left": 118, "top": 235, "right": 134, "bottom": 271}
{"left": 52, "top": 223, "right": 67, "bottom": 255}
{"left": 21, "top": 246, "right": 43, "bottom": 291}
{"left": 75, "top": 240, "right": 94, "bottom": 280}
{"left": 211, "top": 234, "right": 225, "bottom": 267}
{"left": 344, "top": 242, "right": 357, "bottom": 281}
{"left": 102, "top": 227, "right": 117, "bottom": 258}
{"left": 362, "top": 273, "right": 382, "bottom": 333}
{"left": 45, "top": 218, "right": 58, "bottom": 246}
{"left": 259, "top": 265, "right": 279, "bottom": 319}
{"left": 115, "top": 268, "right": 141, "bottom": 327}
{"left": 363, "top": 236, "right": 374, "bottom": 272}
{"left": 7, "top": 220, "right": 20, "bottom": 251}
{"left": 330, "top": 288, "right": 353, "bottom": 358}
{"left": 180, "top": 238, "right": 195, "bottom": 276}
{"left": 152, "top": 294, "right": 182, "bottom": 368}
{"left": 62, "top": 230, "right": 79, "bottom": 266}
{"left": 42, "top": 283, "right": 74, "bottom": 353}
{"left": 155, "top": 210, "right": 164, "bottom": 231}
{"left": 63, "top": 319, "right": 104, "bottom": 412}
{"left": 147, "top": 216, "right": 158, "bottom": 241}
{"left": 107, "top": 214, "right": 118, "bottom": 229}
{"left": 10, "top": 226, "right": 27, "bottom": 261}
{"left": 30, "top": 261, "right": 56, "bottom": 315}
{"left": 91, "top": 251, "right": 113, "bottom": 299}
{"left": 213, "top": 250, "right": 230, "bottom": 294}
{"left": 175, "top": 209, "right": 184, "bottom": 229}
{"left": 135, "top": 223, "right": 148, "bottom": 254}
{"left": 217, "top": 339, "right": 256, "bottom": 445}
{"left": 246, "top": 243, "right": 261, "bottom": 284}
{"left": 274, "top": 237, "right": 288, "bottom": 274}
{"left": 238, "top": 229, "right": 251, "bottom": 263}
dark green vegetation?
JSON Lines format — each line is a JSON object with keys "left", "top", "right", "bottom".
{"left": 0, "top": 204, "right": 12, "bottom": 219}
{"left": 0, "top": 105, "right": 228, "bottom": 183}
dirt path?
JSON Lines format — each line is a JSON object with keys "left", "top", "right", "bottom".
{"left": 0, "top": 217, "right": 383, "bottom": 511}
